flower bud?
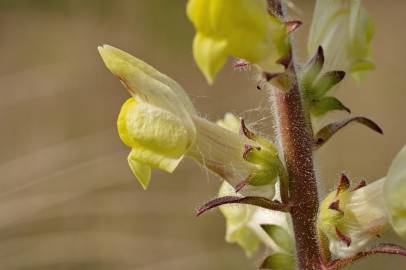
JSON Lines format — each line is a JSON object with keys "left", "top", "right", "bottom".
{"left": 318, "top": 176, "right": 387, "bottom": 257}
{"left": 308, "top": 0, "right": 374, "bottom": 81}
{"left": 384, "top": 145, "right": 406, "bottom": 240}
{"left": 187, "top": 0, "right": 288, "bottom": 83}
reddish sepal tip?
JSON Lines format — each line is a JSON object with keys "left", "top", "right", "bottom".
{"left": 336, "top": 227, "right": 352, "bottom": 247}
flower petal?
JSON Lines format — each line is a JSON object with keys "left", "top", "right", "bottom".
{"left": 98, "top": 45, "right": 197, "bottom": 129}
{"left": 384, "top": 145, "right": 406, "bottom": 239}
{"left": 128, "top": 147, "right": 183, "bottom": 175}
{"left": 216, "top": 113, "right": 241, "bottom": 132}
{"left": 218, "top": 181, "right": 292, "bottom": 256}
{"left": 118, "top": 98, "right": 193, "bottom": 156}
{"left": 308, "top": 0, "right": 374, "bottom": 79}
{"left": 192, "top": 33, "right": 227, "bottom": 84}
{"left": 187, "top": 0, "right": 286, "bottom": 82}
{"left": 118, "top": 99, "right": 192, "bottom": 188}
{"left": 127, "top": 157, "right": 151, "bottom": 190}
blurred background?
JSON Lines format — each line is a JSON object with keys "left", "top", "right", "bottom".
{"left": 0, "top": 0, "right": 405, "bottom": 269}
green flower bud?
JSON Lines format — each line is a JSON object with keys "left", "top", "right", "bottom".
{"left": 187, "top": 0, "right": 288, "bottom": 83}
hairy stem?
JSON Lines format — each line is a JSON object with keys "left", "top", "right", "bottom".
{"left": 272, "top": 66, "right": 322, "bottom": 270}
{"left": 268, "top": 2, "right": 322, "bottom": 269}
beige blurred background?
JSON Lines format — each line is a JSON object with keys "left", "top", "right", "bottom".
{"left": 0, "top": 0, "right": 405, "bottom": 269}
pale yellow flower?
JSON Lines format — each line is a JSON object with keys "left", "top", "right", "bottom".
{"left": 218, "top": 181, "right": 293, "bottom": 256}
{"left": 308, "top": 0, "right": 374, "bottom": 80}
{"left": 98, "top": 45, "right": 280, "bottom": 197}
{"left": 384, "top": 145, "right": 406, "bottom": 239}
{"left": 319, "top": 144, "right": 406, "bottom": 258}
{"left": 187, "top": 0, "right": 288, "bottom": 83}
{"left": 318, "top": 176, "right": 387, "bottom": 257}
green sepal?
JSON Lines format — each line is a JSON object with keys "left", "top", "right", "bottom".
{"left": 244, "top": 147, "right": 278, "bottom": 167}
{"left": 312, "top": 71, "right": 346, "bottom": 99}
{"left": 261, "top": 224, "right": 294, "bottom": 253}
{"left": 243, "top": 147, "right": 280, "bottom": 186}
{"left": 301, "top": 46, "right": 324, "bottom": 89}
{"left": 310, "top": 96, "right": 350, "bottom": 117}
{"left": 248, "top": 169, "right": 278, "bottom": 187}
{"left": 260, "top": 253, "right": 295, "bottom": 270}
{"left": 127, "top": 157, "right": 151, "bottom": 190}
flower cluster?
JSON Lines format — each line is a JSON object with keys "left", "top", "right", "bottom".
{"left": 97, "top": 0, "right": 406, "bottom": 267}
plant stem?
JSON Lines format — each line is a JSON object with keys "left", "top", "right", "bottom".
{"left": 268, "top": 2, "right": 323, "bottom": 269}
{"left": 272, "top": 65, "right": 322, "bottom": 270}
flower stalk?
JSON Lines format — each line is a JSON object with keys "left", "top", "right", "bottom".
{"left": 269, "top": 1, "right": 322, "bottom": 269}
{"left": 272, "top": 65, "right": 323, "bottom": 269}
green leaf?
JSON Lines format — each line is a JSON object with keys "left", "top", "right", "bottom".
{"left": 260, "top": 253, "right": 295, "bottom": 270}
{"left": 261, "top": 225, "right": 294, "bottom": 253}
{"left": 313, "top": 71, "right": 346, "bottom": 99}
{"left": 311, "top": 96, "right": 350, "bottom": 117}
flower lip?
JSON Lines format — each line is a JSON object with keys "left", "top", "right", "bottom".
{"left": 98, "top": 44, "right": 197, "bottom": 117}
{"left": 384, "top": 145, "right": 406, "bottom": 240}
{"left": 186, "top": 0, "right": 289, "bottom": 83}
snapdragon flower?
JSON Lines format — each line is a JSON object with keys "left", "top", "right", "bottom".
{"left": 98, "top": 45, "right": 280, "bottom": 197}
{"left": 187, "top": 0, "right": 289, "bottom": 83}
{"left": 308, "top": 0, "right": 374, "bottom": 81}
{"left": 218, "top": 181, "right": 294, "bottom": 258}
{"left": 318, "top": 145, "right": 406, "bottom": 258}
{"left": 384, "top": 145, "right": 406, "bottom": 240}
{"left": 318, "top": 177, "right": 387, "bottom": 258}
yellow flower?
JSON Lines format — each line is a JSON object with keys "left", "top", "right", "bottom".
{"left": 218, "top": 181, "right": 293, "bottom": 256}
{"left": 216, "top": 112, "right": 241, "bottom": 132}
{"left": 318, "top": 145, "right": 406, "bottom": 257}
{"left": 308, "top": 0, "right": 374, "bottom": 81}
{"left": 187, "top": 0, "right": 288, "bottom": 83}
{"left": 117, "top": 98, "right": 193, "bottom": 189}
{"left": 318, "top": 175, "right": 387, "bottom": 258}
{"left": 98, "top": 45, "right": 280, "bottom": 197}
{"left": 384, "top": 145, "right": 406, "bottom": 240}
